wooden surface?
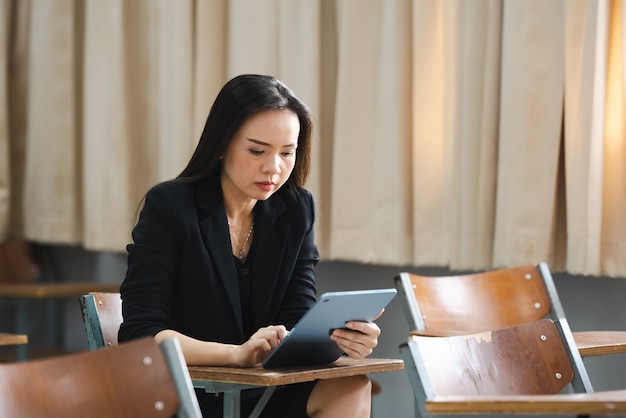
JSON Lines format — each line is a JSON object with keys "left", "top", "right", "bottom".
{"left": 93, "top": 292, "right": 123, "bottom": 347}
{"left": 400, "top": 263, "right": 626, "bottom": 359}
{"left": 425, "top": 389, "right": 626, "bottom": 415}
{"left": 0, "top": 333, "right": 28, "bottom": 346}
{"left": 411, "top": 319, "right": 574, "bottom": 396}
{"left": 0, "top": 337, "right": 185, "bottom": 418}
{"left": 189, "top": 357, "right": 404, "bottom": 386}
{"left": 574, "top": 330, "right": 626, "bottom": 356}
{"left": 0, "top": 283, "right": 119, "bottom": 298}
{"left": 401, "top": 264, "right": 551, "bottom": 333}
{"left": 409, "top": 329, "right": 626, "bottom": 358}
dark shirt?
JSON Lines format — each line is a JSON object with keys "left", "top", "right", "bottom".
{"left": 235, "top": 250, "right": 254, "bottom": 338}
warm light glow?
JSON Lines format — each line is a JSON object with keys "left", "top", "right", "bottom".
{"left": 601, "top": 0, "right": 626, "bottom": 259}
{"left": 603, "top": 0, "right": 624, "bottom": 146}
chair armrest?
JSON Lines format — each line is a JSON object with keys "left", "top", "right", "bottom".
{"left": 573, "top": 331, "right": 626, "bottom": 357}
{"left": 409, "top": 329, "right": 626, "bottom": 356}
{"left": 425, "top": 389, "right": 626, "bottom": 415}
{"left": 408, "top": 328, "right": 473, "bottom": 337}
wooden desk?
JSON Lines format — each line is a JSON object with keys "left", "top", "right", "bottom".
{"left": 0, "top": 283, "right": 120, "bottom": 298}
{"left": 189, "top": 356, "right": 404, "bottom": 418}
{"left": 0, "top": 283, "right": 119, "bottom": 360}
{"left": 0, "top": 333, "right": 28, "bottom": 346}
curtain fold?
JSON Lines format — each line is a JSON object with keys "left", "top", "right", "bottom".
{"left": 411, "top": 0, "right": 502, "bottom": 270}
{"left": 2, "top": 0, "right": 626, "bottom": 277}
{"left": 82, "top": 0, "right": 155, "bottom": 250}
{"left": 447, "top": 1, "right": 502, "bottom": 270}
{"left": 22, "top": 0, "right": 81, "bottom": 244}
{"left": 564, "top": 0, "right": 608, "bottom": 275}
{"left": 493, "top": 0, "right": 566, "bottom": 268}
{"left": 4, "top": 0, "right": 31, "bottom": 240}
{"left": 329, "top": 0, "right": 412, "bottom": 264}
{"left": 0, "top": 0, "right": 11, "bottom": 240}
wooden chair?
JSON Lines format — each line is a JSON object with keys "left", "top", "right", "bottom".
{"left": 401, "top": 318, "right": 626, "bottom": 418}
{"left": 0, "top": 336, "right": 202, "bottom": 418}
{"left": 79, "top": 291, "right": 122, "bottom": 350}
{"left": 394, "top": 263, "right": 626, "bottom": 357}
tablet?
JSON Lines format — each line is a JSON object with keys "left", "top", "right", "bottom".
{"left": 261, "top": 288, "right": 397, "bottom": 368}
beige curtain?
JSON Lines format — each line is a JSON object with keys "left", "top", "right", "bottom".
{"left": 2, "top": 0, "right": 625, "bottom": 277}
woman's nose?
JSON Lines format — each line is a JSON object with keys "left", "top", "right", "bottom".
{"left": 263, "top": 155, "right": 281, "bottom": 174}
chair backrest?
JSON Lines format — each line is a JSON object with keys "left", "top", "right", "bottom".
{"left": 80, "top": 292, "right": 122, "bottom": 350}
{"left": 0, "top": 336, "right": 201, "bottom": 418}
{"left": 394, "top": 263, "right": 594, "bottom": 397}
{"left": 401, "top": 318, "right": 590, "bottom": 418}
{"left": 394, "top": 263, "right": 565, "bottom": 336}
{"left": 0, "top": 240, "right": 42, "bottom": 283}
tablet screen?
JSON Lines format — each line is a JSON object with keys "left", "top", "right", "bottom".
{"left": 262, "top": 288, "right": 397, "bottom": 368}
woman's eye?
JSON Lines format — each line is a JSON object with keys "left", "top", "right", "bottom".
{"left": 249, "top": 149, "right": 264, "bottom": 155}
{"left": 282, "top": 151, "right": 295, "bottom": 157}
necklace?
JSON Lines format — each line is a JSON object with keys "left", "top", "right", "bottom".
{"left": 229, "top": 221, "right": 254, "bottom": 261}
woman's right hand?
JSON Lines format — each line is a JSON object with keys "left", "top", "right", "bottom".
{"left": 234, "top": 325, "right": 288, "bottom": 367}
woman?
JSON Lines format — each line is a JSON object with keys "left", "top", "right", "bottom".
{"left": 119, "top": 74, "right": 380, "bottom": 417}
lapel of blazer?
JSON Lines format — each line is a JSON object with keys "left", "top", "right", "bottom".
{"left": 195, "top": 174, "right": 243, "bottom": 337}
{"left": 251, "top": 193, "right": 290, "bottom": 323}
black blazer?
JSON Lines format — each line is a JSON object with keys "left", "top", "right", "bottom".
{"left": 118, "top": 172, "right": 320, "bottom": 346}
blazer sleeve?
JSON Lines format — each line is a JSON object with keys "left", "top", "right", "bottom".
{"left": 118, "top": 182, "right": 183, "bottom": 341}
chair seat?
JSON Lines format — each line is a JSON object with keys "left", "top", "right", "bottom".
{"left": 401, "top": 318, "right": 626, "bottom": 417}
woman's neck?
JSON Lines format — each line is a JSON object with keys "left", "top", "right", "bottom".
{"left": 222, "top": 182, "right": 256, "bottom": 262}
{"left": 221, "top": 175, "right": 256, "bottom": 223}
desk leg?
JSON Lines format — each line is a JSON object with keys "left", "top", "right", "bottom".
{"left": 46, "top": 297, "right": 60, "bottom": 348}
{"left": 192, "top": 382, "right": 274, "bottom": 418}
{"left": 15, "top": 299, "right": 29, "bottom": 361}
{"left": 223, "top": 391, "right": 241, "bottom": 418}
{"left": 249, "top": 387, "right": 276, "bottom": 418}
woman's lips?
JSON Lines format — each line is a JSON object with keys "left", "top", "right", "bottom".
{"left": 256, "top": 182, "right": 275, "bottom": 192}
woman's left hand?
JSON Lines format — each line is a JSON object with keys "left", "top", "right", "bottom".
{"left": 329, "top": 318, "right": 381, "bottom": 359}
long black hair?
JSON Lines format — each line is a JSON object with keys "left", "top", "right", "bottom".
{"left": 176, "top": 74, "right": 313, "bottom": 190}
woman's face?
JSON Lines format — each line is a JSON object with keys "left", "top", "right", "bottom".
{"left": 221, "top": 109, "right": 300, "bottom": 202}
